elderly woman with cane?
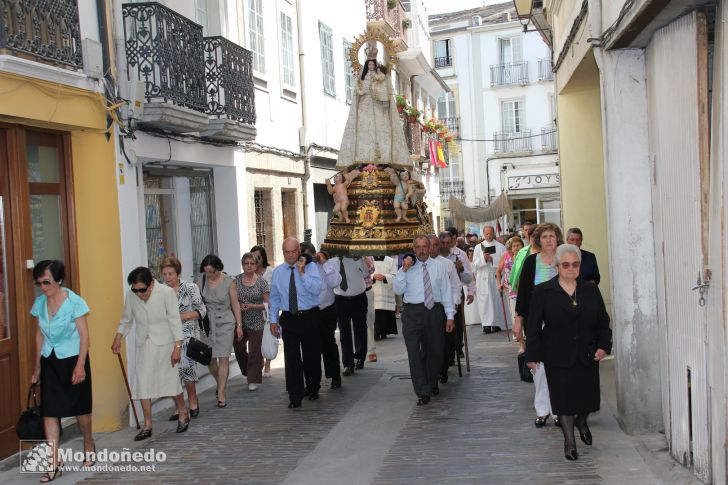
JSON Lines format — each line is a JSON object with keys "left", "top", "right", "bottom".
{"left": 525, "top": 244, "right": 612, "bottom": 461}
{"left": 111, "top": 266, "right": 190, "bottom": 441}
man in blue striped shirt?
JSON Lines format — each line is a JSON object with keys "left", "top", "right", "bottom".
{"left": 269, "top": 237, "right": 322, "bottom": 408}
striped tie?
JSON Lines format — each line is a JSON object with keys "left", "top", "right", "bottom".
{"left": 422, "top": 262, "right": 434, "bottom": 310}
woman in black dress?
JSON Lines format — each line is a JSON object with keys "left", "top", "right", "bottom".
{"left": 30, "top": 260, "right": 94, "bottom": 482}
{"left": 525, "top": 244, "right": 612, "bottom": 461}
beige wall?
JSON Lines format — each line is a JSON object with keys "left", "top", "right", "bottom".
{"left": 557, "top": 53, "right": 611, "bottom": 308}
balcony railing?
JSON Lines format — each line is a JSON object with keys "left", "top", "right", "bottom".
{"left": 443, "top": 117, "right": 459, "bottom": 137}
{"left": 0, "top": 0, "right": 82, "bottom": 69}
{"left": 440, "top": 180, "right": 464, "bottom": 203}
{"left": 490, "top": 62, "right": 529, "bottom": 86}
{"left": 365, "top": 0, "right": 404, "bottom": 39}
{"left": 434, "top": 56, "right": 452, "bottom": 68}
{"left": 204, "top": 36, "right": 256, "bottom": 124}
{"left": 123, "top": 2, "right": 206, "bottom": 111}
{"left": 541, "top": 124, "right": 557, "bottom": 151}
{"left": 493, "top": 130, "right": 532, "bottom": 153}
{"left": 538, "top": 58, "right": 554, "bottom": 81}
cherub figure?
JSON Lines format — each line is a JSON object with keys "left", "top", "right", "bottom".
{"left": 326, "top": 168, "right": 360, "bottom": 223}
{"left": 385, "top": 168, "right": 416, "bottom": 222}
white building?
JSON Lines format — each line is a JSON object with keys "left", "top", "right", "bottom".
{"left": 430, "top": 2, "right": 558, "bottom": 231}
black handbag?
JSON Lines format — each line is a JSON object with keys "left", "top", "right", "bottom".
{"left": 199, "top": 275, "right": 210, "bottom": 337}
{"left": 16, "top": 383, "right": 44, "bottom": 440}
{"left": 186, "top": 337, "right": 212, "bottom": 366}
{"left": 517, "top": 352, "right": 533, "bottom": 383}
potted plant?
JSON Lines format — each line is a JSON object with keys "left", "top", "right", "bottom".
{"left": 402, "top": 18, "right": 412, "bottom": 29}
{"left": 405, "top": 106, "right": 421, "bottom": 123}
{"left": 424, "top": 119, "right": 436, "bottom": 133}
{"left": 387, "top": 0, "right": 397, "bottom": 9}
{"left": 395, "top": 94, "right": 408, "bottom": 114}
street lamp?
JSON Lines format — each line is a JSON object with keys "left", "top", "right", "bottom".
{"left": 512, "top": 0, "right": 534, "bottom": 32}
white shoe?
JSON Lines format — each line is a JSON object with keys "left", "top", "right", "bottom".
{"left": 262, "top": 370, "right": 272, "bottom": 378}
{"left": 248, "top": 383, "right": 258, "bottom": 391}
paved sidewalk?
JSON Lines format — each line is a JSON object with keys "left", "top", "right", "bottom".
{"left": 0, "top": 324, "right": 702, "bottom": 484}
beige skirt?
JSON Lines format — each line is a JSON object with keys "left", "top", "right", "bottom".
{"left": 133, "top": 338, "right": 183, "bottom": 399}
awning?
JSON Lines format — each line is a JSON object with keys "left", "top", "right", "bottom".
{"left": 448, "top": 192, "right": 512, "bottom": 229}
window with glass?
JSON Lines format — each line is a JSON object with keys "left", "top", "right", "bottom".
{"left": 319, "top": 22, "right": 335, "bottom": 97}
{"left": 434, "top": 39, "right": 452, "bottom": 67}
{"left": 499, "top": 35, "right": 523, "bottom": 64}
{"left": 437, "top": 93, "right": 456, "bottom": 119}
{"left": 248, "top": 0, "right": 265, "bottom": 74}
{"left": 280, "top": 12, "right": 295, "bottom": 87}
{"left": 195, "top": 0, "right": 209, "bottom": 34}
{"left": 501, "top": 99, "right": 525, "bottom": 133}
{"left": 344, "top": 40, "right": 354, "bottom": 104}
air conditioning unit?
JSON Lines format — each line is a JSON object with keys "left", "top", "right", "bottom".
{"left": 471, "top": 15, "right": 482, "bottom": 26}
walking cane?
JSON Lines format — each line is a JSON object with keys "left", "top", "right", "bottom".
{"left": 117, "top": 353, "right": 140, "bottom": 429}
{"left": 461, "top": 301, "right": 471, "bottom": 372}
{"left": 498, "top": 290, "right": 511, "bottom": 342}
{"left": 453, "top": 319, "right": 462, "bottom": 378}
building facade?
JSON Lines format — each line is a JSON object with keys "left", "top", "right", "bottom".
{"left": 430, "top": 2, "right": 558, "bottom": 232}
{"left": 0, "top": 0, "right": 126, "bottom": 457}
{"left": 542, "top": 0, "right": 727, "bottom": 482}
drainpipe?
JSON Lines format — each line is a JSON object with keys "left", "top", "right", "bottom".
{"left": 296, "top": 0, "right": 310, "bottom": 234}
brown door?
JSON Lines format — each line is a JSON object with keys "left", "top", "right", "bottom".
{"left": 0, "top": 126, "right": 77, "bottom": 459}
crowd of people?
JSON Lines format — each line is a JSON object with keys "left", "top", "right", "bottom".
{"left": 28, "top": 221, "right": 612, "bottom": 480}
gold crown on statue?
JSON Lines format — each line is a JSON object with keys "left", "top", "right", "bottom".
{"left": 364, "top": 42, "right": 378, "bottom": 60}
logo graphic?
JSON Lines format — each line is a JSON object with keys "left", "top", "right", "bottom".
{"left": 19, "top": 440, "right": 56, "bottom": 473}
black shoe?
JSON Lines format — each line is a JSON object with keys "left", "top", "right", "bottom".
{"left": 189, "top": 407, "right": 199, "bottom": 418}
{"left": 483, "top": 326, "right": 492, "bottom": 334}
{"left": 342, "top": 366, "right": 354, "bottom": 376}
{"left": 564, "top": 445, "right": 578, "bottom": 461}
{"left": 431, "top": 387, "right": 440, "bottom": 396}
{"left": 534, "top": 416, "right": 549, "bottom": 428}
{"left": 576, "top": 423, "right": 593, "bottom": 446}
{"left": 168, "top": 413, "right": 179, "bottom": 421}
{"left": 554, "top": 416, "right": 562, "bottom": 428}
{"left": 303, "top": 389, "right": 311, "bottom": 397}
{"left": 492, "top": 326, "right": 502, "bottom": 332}
{"left": 176, "top": 418, "right": 190, "bottom": 433}
{"left": 458, "top": 351, "right": 465, "bottom": 359}
{"left": 308, "top": 391, "right": 319, "bottom": 401}
{"left": 288, "top": 399, "right": 302, "bottom": 409}
{"left": 417, "top": 395, "right": 430, "bottom": 405}
{"left": 133, "top": 428, "right": 153, "bottom": 441}
{"left": 331, "top": 377, "right": 342, "bottom": 389}
{"left": 439, "top": 372, "right": 448, "bottom": 384}
{"left": 355, "top": 359, "right": 365, "bottom": 370}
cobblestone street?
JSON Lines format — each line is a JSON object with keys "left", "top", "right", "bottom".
{"left": 1, "top": 325, "right": 700, "bottom": 485}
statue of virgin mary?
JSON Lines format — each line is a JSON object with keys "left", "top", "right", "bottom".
{"left": 336, "top": 42, "right": 411, "bottom": 169}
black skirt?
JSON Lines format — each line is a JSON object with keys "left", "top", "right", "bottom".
{"left": 40, "top": 350, "right": 92, "bottom": 418}
{"left": 374, "top": 310, "right": 398, "bottom": 337}
{"left": 545, "top": 361, "right": 600, "bottom": 416}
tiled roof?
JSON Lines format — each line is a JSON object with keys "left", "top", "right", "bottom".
{"left": 428, "top": 1, "right": 515, "bottom": 26}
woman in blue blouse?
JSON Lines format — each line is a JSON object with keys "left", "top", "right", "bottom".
{"left": 30, "top": 260, "right": 94, "bottom": 482}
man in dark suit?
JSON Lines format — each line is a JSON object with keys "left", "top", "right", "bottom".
{"left": 566, "top": 228, "right": 600, "bottom": 285}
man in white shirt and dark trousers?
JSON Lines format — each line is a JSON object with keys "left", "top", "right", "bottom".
{"left": 394, "top": 236, "right": 455, "bottom": 405}
{"left": 443, "top": 229, "right": 475, "bottom": 363}
{"left": 300, "top": 242, "right": 343, "bottom": 390}
{"left": 332, "top": 256, "right": 369, "bottom": 376}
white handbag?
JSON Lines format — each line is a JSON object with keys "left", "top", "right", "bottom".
{"left": 261, "top": 322, "right": 279, "bottom": 360}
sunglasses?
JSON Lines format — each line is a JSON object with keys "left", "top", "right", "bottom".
{"left": 34, "top": 280, "right": 53, "bottom": 287}
{"left": 559, "top": 262, "right": 581, "bottom": 269}
{"left": 131, "top": 286, "right": 149, "bottom": 294}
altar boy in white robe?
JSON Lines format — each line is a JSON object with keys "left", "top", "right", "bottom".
{"left": 472, "top": 226, "right": 506, "bottom": 333}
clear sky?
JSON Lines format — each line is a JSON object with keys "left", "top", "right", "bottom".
{"left": 422, "top": 0, "right": 507, "bottom": 15}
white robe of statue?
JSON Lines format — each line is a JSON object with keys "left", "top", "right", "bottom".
{"left": 337, "top": 63, "right": 411, "bottom": 168}
{"left": 472, "top": 240, "right": 507, "bottom": 327}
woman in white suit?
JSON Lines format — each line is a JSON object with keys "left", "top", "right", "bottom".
{"left": 111, "top": 266, "right": 190, "bottom": 441}
{"left": 372, "top": 255, "right": 398, "bottom": 339}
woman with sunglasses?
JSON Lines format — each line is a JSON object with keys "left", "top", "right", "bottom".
{"left": 30, "top": 260, "right": 94, "bottom": 482}
{"left": 524, "top": 244, "right": 612, "bottom": 461}
{"left": 111, "top": 266, "right": 190, "bottom": 441}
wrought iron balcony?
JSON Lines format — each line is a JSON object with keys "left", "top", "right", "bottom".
{"left": 490, "top": 62, "right": 529, "bottom": 86}
{"left": 541, "top": 124, "right": 557, "bottom": 151}
{"left": 493, "top": 130, "right": 532, "bottom": 153}
{"left": 365, "top": 0, "right": 407, "bottom": 51}
{"left": 443, "top": 117, "right": 459, "bottom": 137}
{"left": 0, "top": 0, "right": 82, "bottom": 69}
{"left": 439, "top": 180, "right": 464, "bottom": 203}
{"left": 204, "top": 36, "right": 256, "bottom": 126}
{"left": 434, "top": 56, "right": 452, "bottom": 68}
{"left": 538, "top": 58, "right": 554, "bottom": 81}
{"left": 122, "top": 2, "right": 255, "bottom": 139}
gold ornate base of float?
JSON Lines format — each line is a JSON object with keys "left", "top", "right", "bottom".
{"left": 321, "top": 168, "right": 434, "bottom": 256}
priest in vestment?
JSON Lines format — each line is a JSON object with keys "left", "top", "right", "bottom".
{"left": 472, "top": 226, "right": 506, "bottom": 333}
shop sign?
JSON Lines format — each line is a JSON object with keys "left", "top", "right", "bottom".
{"left": 507, "top": 173, "right": 560, "bottom": 190}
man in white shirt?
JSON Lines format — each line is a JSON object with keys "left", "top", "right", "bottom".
{"left": 440, "top": 231, "right": 474, "bottom": 371}
{"left": 473, "top": 226, "right": 506, "bottom": 333}
{"left": 332, "top": 256, "right": 369, "bottom": 376}
{"left": 394, "top": 236, "right": 455, "bottom": 405}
